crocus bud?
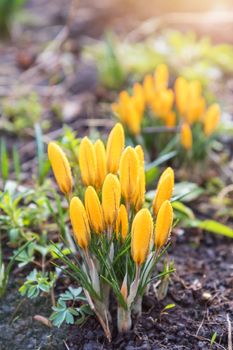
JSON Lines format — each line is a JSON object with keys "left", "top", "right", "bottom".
{"left": 155, "top": 64, "right": 169, "bottom": 91}
{"left": 78, "top": 137, "right": 97, "bottom": 186}
{"left": 131, "top": 209, "right": 153, "bottom": 265}
{"left": 48, "top": 142, "right": 73, "bottom": 195}
{"left": 143, "top": 74, "right": 155, "bottom": 104}
{"left": 155, "top": 200, "right": 173, "bottom": 251}
{"left": 175, "top": 77, "right": 188, "bottom": 116}
{"left": 203, "top": 103, "right": 220, "bottom": 136}
{"left": 119, "top": 147, "right": 139, "bottom": 205}
{"left": 153, "top": 168, "right": 174, "bottom": 216}
{"left": 106, "top": 123, "right": 125, "bottom": 174}
{"left": 165, "top": 111, "right": 176, "bottom": 128}
{"left": 135, "top": 145, "right": 144, "bottom": 168}
{"left": 116, "top": 204, "right": 129, "bottom": 241}
{"left": 102, "top": 174, "right": 121, "bottom": 229}
{"left": 69, "top": 197, "right": 90, "bottom": 249}
{"left": 134, "top": 166, "right": 146, "bottom": 212}
{"left": 94, "top": 140, "right": 107, "bottom": 189}
{"left": 180, "top": 123, "right": 193, "bottom": 150}
{"left": 85, "top": 186, "right": 104, "bottom": 234}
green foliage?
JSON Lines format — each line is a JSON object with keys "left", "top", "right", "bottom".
{"left": 0, "top": 239, "right": 33, "bottom": 298}
{"left": 50, "top": 287, "right": 91, "bottom": 327}
{"left": 19, "top": 268, "right": 57, "bottom": 298}
{"left": 2, "top": 93, "right": 43, "bottom": 133}
{"left": 0, "top": 181, "right": 52, "bottom": 245}
{"left": 83, "top": 30, "right": 233, "bottom": 88}
{"left": 0, "top": 0, "right": 27, "bottom": 37}
{"left": 35, "top": 123, "right": 51, "bottom": 185}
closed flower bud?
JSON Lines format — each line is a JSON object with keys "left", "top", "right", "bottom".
{"left": 102, "top": 174, "right": 121, "bottom": 229}
{"left": 116, "top": 204, "right": 129, "bottom": 241}
{"left": 203, "top": 103, "right": 220, "bottom": 136}
{"left": 131, "top": 209, "right": 153, "bottom": 265}
{"left": 134, "top": 166, "right": 146, "bottom": 212}
{"left": 155, "top": 64, "right": 169, "bottom": 91}
{"left": 78, "top": 137, "right": 97, "bottom": 186}
{"left": 69, "top": 197, "right": 90, "bottom": 249}
{"left": 158, "top": 167, "right": 174, "bottom": 186}
{"left": 135, "top": 145, "right": 144, "bottom": 168}
{"left": 133, "top": 82, "right": 145, "bottom": 114}
{"left": 94, "top": 140, "right": 107, "bottom": 189}
{"left": 85, "top": 186, "right": 104, "bottom": 234}
{"left": 48, "top": 142, "right": 73, "bottom": 195}
{"left": 119, "top": 147, "right": 139, "bottom": 204}
{"left": 175, "top": 77, "right": 188, "bottom": 116}
{"left": 165, "top": 111, "right": 176, "bottom": 128}
{"left": 106, "top": 123, "right": 125, "bottom": 174}
{"left": 180, "top": 123, "right": 193, "bottom": 150}
{"left": 143, "top": 74, "right": 155, "bottom": 104}
{"left": 155, "top": 200, "right": 173, "bottom": 251}
{"left": 153, "top": 169, "right": 174, "bottom": 216}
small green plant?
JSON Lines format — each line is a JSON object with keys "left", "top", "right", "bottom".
{"left": 19, "top": 268, "right": 57, "bottom": 299}
{"left": 0, "top": 238, "right": 32, "bottom": 298}
{"left": 50, "top": 287, "right": 91, "bottom": 327}
{"left": 2, "top": 93, "right": 44, "bottom": 133}
{"left": 0, "top": 0, "right": 27, "bottom": 37}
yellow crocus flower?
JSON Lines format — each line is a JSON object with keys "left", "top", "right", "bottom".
{"left": 134, "top": 166, "right": 146, "bottom": 212}
{"left": 135, "top": 145, "right": 144, "bottom": 168}
{"left": 203, "top": 103, "right": 220, "bottom": 136}
{"left": 180, "top": 123, "right": 193, "bottom": 150}
{"left": 153, "top": 169, "right": 174, "bottom": 216}
{"left": 131, "top": 208, "right": 153, "bottom": 265}
{"left": 143, "top": 74, "right": 155, "bottom": 104}
{"left": 155, "top": 200, "right": 173, "bottom": 252}
{"left": 154, "top": 64, "right": 169, "bottom": 91}
{"left": 119, "top": 146, "right": 140, "bottom": 205}
{"left": 106, "top": 123, "right": 125, "bottom": 174}
{"left": 85, "top": 186, "right": 104, "bottom": 234}
{"left": 115, "top": 204, "right": 129, "bottom": 241}
{"left": 102, "top": 174, "right": 121, "bottom": 230}
{"left": 94, "top": 139, "right": 107, "bottom": 189}
{"left": 175, "top": 77, "right": 189, "bottom": 116}
{"left": 78, "top": 137, "right": 97, "bottom": 186}
{"left": 69, "top": 196, "right": 90, "bottom": 250}
{"left": 164, "top": 111, "right": 176, "bottom": 128}
{"left": 48, "top": 142, "right": 73, "bottom": 195}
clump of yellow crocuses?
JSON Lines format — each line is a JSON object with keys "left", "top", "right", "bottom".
{"left": 48, "top": 125, "right": 175, "bottom": 341}
{"left": 112, "top": 64, "right": 221, "bottom": 163}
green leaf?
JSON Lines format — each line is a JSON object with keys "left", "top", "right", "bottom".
{"left": 189, "top": 219, "right": 233, "bottom": 238}
{"left": 172, "top": 182, "right": 204, "bottom": 202}
{"left": 172, "top": 201, "right": 195, "bottom": 220}
{"left": 163, "top": 303, "right": 176, "bottom": 311}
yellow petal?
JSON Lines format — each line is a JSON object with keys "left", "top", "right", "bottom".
{"left": 143, "top": 74, "right": 155, "bottom": 104}
{"left": 131, "top": 208, "right": 153, "bottom": 265}
{"left": 135, "top": 145, "right": 144, "bottom": 168}
{"left": 94, "top": 140, "right": 107, "bottom": 189}
{"left": 106, "top": 123, "right": 125, "bottom": 174}
{"left": 165, "top": 111, "right": 176, "bottom": 128}
{"left": 203, "top": 103, "right": 220, "bottom": 136}
{"left": 78, "top": 137, "right": 97, "bottom": 186}
{"left": 48, "top": 142, "right": 73, "bottom": 195}
{"left": 69, "top": 196, "right": 90, "bottom": 249}
{"left": 133, "top": 166, "right": 146, "bottom": 211}
{"left": 180, "top": 123, "right": 193, "bottom": 150}
{"left": 154, "top": 64, "right": 169, "bottom": 91}
{"left": 153, "top": 170, "right": 174, "bottom": 216}
{"left": 85, "top": 186, "right": 104, "bottom": 234}
{"left": 102, "top": 174, "right": 121, "bottom": 228}
{"left": 175, "top": 77, "right": 188, "bottom": 116}
{"left": 116, "top": 204, "right": 129, "bottom": 241}
{"left": 158, "top": 167, "right": 175, "bottom": 186}
{"left": 155, "top": 200, "right": 173, "bottom": 251}
{"left": 119, "top": 146, "right": 140, "bottom": 204}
